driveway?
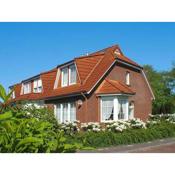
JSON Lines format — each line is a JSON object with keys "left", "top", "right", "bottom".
{"left": 78, "top": 138, "right": 175, "bottom": 153}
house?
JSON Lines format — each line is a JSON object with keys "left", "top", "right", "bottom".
{"left": 10, "top": 45, "right": 155, "bottom": 122}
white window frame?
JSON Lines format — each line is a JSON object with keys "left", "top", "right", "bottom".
{"left": 23, "top": 82, "right": 31, "bottom": 94}
{"left": 12, "top": 91, "right": 15, "bottom": 99}
{"left": 61, "top": 67, "right": 69, "bottom": 87}
{"left": 100, "top": 96, "right": 129, "bottom": 122}
{"left": 69, "top": 64, "right": 76, "bottom": 85}
{"left": 61, "top": 64, "right": 77, "bottom": 87}
{"left": 33, "top": 79, "right": 42, "bottom": 93}
{"left": 55, "top": 102, "right": 76, "bottom": 123}
{"left": 126, "top": 72, "right": 130, "bottom": 85}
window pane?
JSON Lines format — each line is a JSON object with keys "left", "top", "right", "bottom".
{"left": 101, "top": 97, "right": 114, "bottom": 121}
{"left": 33, "top": 80, "right": 37, "bottom": 88}
{"left": 62, "top": 103, "right": 68, "bottom": 122}
{"left": 38, "top": 79, "right": 42, "bottom": 87}
{"left": 126, "top": 72, "right": 130, "bottom": 85}
{"left": 38, "top": 87, "right": 42, "bottom": 93}
{"left": 118, "top": 99, "right": 127, "bottom": 119}
{"left": 70, "top": 102, "right": 76, "bottom": 122}
{"left": 69, "top": 65, "right": 76, "bottom": 84}
{"left": 33, "top": 79, "right": 42, "bottom": 93}
{"left": 56, "top": 104, "right": 61, "bottom": 122}
{"left": 62, "top": 68, "right": 68, "bottom": 86}
{"left": 23, "top": 83, "right": 31, "bottom": 94}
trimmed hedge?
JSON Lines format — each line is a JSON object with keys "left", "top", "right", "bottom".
{"left": 66, "top": 122, "right": 175, "bottom": 148}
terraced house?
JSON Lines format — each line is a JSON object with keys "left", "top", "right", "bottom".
{"left": 10, "top": 45, "right": 155, "bottom": 123}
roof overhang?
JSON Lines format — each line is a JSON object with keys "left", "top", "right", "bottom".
{"left": 96, "top": 93, "right": 135, "bottom": 97}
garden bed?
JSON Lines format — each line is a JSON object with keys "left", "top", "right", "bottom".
{"left": 65, "top": 122, "right": 175, "bottom": 149}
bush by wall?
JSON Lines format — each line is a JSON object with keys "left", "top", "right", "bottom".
{"left": 66, "top": 121, "right": 175, "bottom": 148}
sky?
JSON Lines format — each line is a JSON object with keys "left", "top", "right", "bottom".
{"left": 0, "top": 22, "right": 175, "bottom": 90}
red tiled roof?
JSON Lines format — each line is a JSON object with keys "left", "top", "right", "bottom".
{"left": 11, "top": 45, "right": 141, "bottom": 101}
{"left": 75, "top": 53, "right": 104, "bottom": 84}
{"left": 96, "top": 79, "right": 135, "bottom": 95}
{"left": 12, "top": 68, "right": 57, "bottom": 101}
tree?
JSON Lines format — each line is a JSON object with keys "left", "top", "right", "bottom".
{"left": 143, "top": 64, "right": 175, "bottom": 114}
{"left": 0, "top": 84, "right": 14, "bottom": 113}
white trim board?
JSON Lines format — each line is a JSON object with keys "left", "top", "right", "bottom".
{"left": 87, "top": 60, "right": 116, "bottom": 94}
{"left": 141, "top": 70, "right": 155, "bottom": 100}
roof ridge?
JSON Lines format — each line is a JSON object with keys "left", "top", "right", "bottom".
{"left": 75, "top": 52, "right": 105, "bottom": 60}
{"left": 89, "top": 44, "right": 119, "bottom": 55}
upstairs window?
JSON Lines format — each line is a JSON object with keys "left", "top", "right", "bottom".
{"left": 23, "top": 82, "right": 31, "bottom": 94}
{"left": 12, "top": 91, "right": 15, "bottom": 99}
{"left": 33, "top": 79, "right": 42, "bottom": 93}
{"left": 69, "top": 64, "right": 76, "bottom": 85}
{"left": 61, "top": 67, "right": 68, "bottom": 87}
{"left": 61, "top": 64, "right": 77, "bottom": 87}
{"left": 126, "top": 72, "right": 130, "bottom": 85}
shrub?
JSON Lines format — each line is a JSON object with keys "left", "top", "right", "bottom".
{"left": 81, "top": 122, "right": 101, "bottom": 132}
{"left": 105, "top": 120, "right": 129, "bottom": 132}
{"left": 129, "top": 118, "right": 146, "bottom": 129}
{"left": 58, "top": 121, "right": 80, "bottom": 135}
{"left": 22, "top": 104, "right": 58, "bottom": 126}
{"left": 0, "top": 111, "right": 79, "bottom": 153}
{"left": 66, "top": 121, "right": 175, "bottom": 148}
{"left": 166, "top": 115, "right": 175, "bottom": 124}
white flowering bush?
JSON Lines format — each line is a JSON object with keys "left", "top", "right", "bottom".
{"left": 146, "top": 120, "right": 161, "bottom": 127}
{"left": 81, "top": 122, "right": 101, "bottom": 132}
{"left": 128, "top": 118, "right": 146, "bottom": 129}
{"left": 166, "top": 116, "right": 175, "bottom": 124}
{"left": 105, "top": 120, "right": 129, "bottom": 132}
{"left": 58, "top": 121, "right": 80, "bottom": 135}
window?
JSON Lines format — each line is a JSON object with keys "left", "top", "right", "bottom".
{"left": 118, "top": 98, "right": 127, "bottom": 120}
{"left": 70, "top": 102, "right": 76, "bottom": 121}
{"left": 33, "top": 79, "right": 42, "bottom": 93}
{"left": 61, "top": 67, "right": 68, "bottom": 87}
{"left": 62, "top": 103, "right": 69, "bottom": 122}
{"left": 56, "top": 102, "right": 76, "bottom": 123}
{"left": 23, "top": 82, "right": 31, "bottom": 94}
{"left": 129, "top": 101, "right": 134, "bottom": 119}
{"left": 12, "top": 91, "right": 15, "bottom": 99}
{"left": 61, "top": 64, "right": 77, "bottom": 87}
{"left": 101, "top": 97, "right": 114, "bottom": 121}
{"left": 101, "top": 96, "right": 129, "bottom": 122}
{"left": 69, "top": 64, "right": 76, "bottom": 85}
{"left": 126, "top": 72, "right": 130, "bottom": 85}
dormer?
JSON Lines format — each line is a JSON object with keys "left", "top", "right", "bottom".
{"left": 61, "top": 63, "right": 77, "bottom": 87}
{"left": 20, "top": 76, "right": 43, "bottom": 95}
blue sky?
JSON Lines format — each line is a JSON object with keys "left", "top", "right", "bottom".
{"left": 0, "top": 22, "right": 175, "bottom": 90}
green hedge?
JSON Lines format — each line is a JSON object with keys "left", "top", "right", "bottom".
{"left": 66, "top": 122, "right": 175, "bottom": 148}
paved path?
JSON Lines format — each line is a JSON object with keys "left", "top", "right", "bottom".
{"left": 78, "top": 138, "right": 175, "bottom": 153}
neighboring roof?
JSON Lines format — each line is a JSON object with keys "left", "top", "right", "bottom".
{"left": 12, "top": 68, "right": 57, "bottom": 101}
{"left": 11, "top": 44, "right": 144, "bottom": 101}
{"left": 96, "top": 79, "right": 135, "bottom": 95}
